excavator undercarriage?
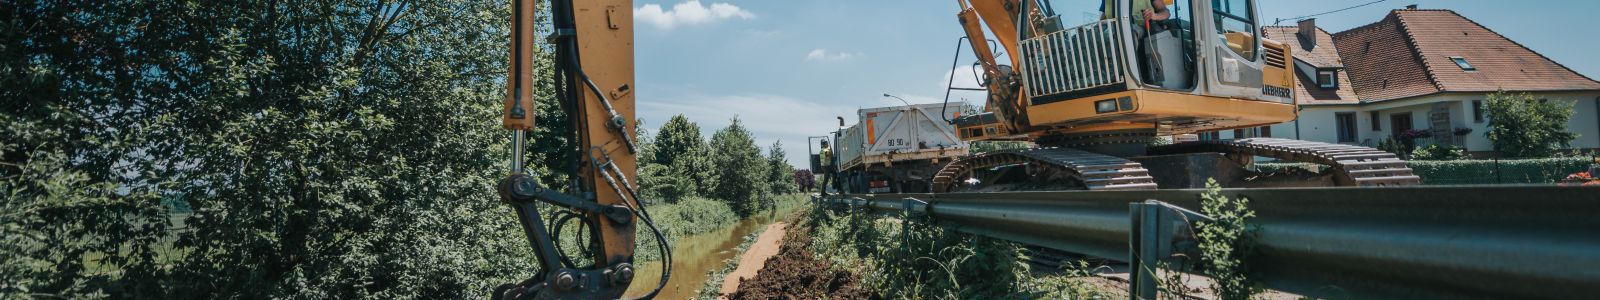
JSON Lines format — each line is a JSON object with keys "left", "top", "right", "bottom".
{"left": 932, "top": 138, "right": 1420, "bottom": 192}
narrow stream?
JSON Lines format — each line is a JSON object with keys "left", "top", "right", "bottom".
{"left": 623, "top": 203, "right": 802, "bottom": 299}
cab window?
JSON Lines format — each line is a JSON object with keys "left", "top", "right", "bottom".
{"left": 1212, "top": 0, "right": 1256, "bottom": 60}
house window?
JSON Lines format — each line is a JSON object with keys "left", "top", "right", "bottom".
{"left": 1370, "top": 111, "right": 1381, "bottom": 131}
{"left": 1450, "top": 56, "right": 1476, "bottom": 71}
{"left": 1317, "top": 70, "right": 1337, "bottom": 88}
{"left": 1259, "top": 126, "right": 1272, "bottom": 138}
{"left": 1472, "top": 100, "right": 1484, "bottom": 123}
{"left": 1390, "top": 112, "right": 1414, "bottom": 137}
{"left": 1336, "top": 112, "right": 1357, "bottom": 143}
{"left": 1233, "top": 129, "right": 1245, "bottom": 139}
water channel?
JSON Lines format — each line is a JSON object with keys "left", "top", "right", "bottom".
{"left": 622, "top": 202, "right": 804, "bottom": 299}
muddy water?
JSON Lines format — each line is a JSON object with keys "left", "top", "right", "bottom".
{"left": 623, "top": 205, "right": 800, "bottom": 299}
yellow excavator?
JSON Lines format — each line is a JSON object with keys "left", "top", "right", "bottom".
{"left": 493, "top": 0, "right": 1420, "bottom": 299}
{"left": 934, "top": 0, "right": 1420, "bottom": 192}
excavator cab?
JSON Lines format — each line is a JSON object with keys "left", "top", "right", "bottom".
{"left": 953, "top": 0, "right": 1296, "bottom": 144}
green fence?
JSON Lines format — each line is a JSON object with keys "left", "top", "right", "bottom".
{"left": 1259, "top": 158, "right": 1592, "bottom": 185}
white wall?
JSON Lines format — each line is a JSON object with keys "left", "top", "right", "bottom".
{"left": 1283, "top": 92, "right": 1600, "bottom": 152}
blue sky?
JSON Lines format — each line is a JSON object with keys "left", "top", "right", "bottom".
{"left": 632, "top": 0, "right": 1600, "bottom": 167}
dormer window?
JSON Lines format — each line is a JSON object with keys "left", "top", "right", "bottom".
{"left": 1450, "top": 56, "right": 1476, "bottom": 71}
{"left": 1317, "top": 69, "right": 1338, "bottom": 88}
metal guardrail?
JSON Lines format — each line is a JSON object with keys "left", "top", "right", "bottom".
{"left": 821, "top": 185, "right": 1600, "bottom": 300}
{"left": 1020, "top": 19, "right": 1127, "bottom": 98}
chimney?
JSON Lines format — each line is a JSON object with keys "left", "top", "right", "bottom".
{"left": 1406, "top": 4, "right": 1418, "bottom": 9}
{"left": 1298, "top": 18, "right": 1317, "bottom": 49}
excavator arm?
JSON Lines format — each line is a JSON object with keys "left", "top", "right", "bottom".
{"left": 496, "top": 0, "right": 668, "bottom": 299}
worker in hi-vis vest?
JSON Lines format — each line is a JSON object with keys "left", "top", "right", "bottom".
{"left": 818, "top": 139, "right": 835, "bottom": 196}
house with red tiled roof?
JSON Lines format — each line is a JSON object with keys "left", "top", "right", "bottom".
{"left": 1252, "top": 7, "right": 1600, "bottom": 154}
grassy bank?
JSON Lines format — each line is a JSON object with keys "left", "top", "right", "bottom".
{"left": 634, "top": 194, "right": 810, "bottom": 263}
{"left": 689, "top": 227, "right": 765, "bottom": 300}
{"left": 806, "top": 206, "right": 1113, "bottom": 299}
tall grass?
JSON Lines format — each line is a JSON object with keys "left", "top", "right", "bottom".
{"left": 633, "top": 197, "right": 739, "bottom": 263}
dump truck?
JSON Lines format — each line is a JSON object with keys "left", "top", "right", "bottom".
{"left": 824, "top": 103, "right": 968, "bottom": 194}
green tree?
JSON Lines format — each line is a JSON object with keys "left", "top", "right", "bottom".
{"left": 653, "top": 115, "right": 703, "bottom": 168}
{"left": 708, "top": 117, "right": 770, "bottom": 216}
{"left": 767, "top": 141, "right": 797, "bottom": 198}
{"left": 1485, "top": 92, "right": 1579, "bottom": 158}
{"left": 4, "top": 0, "right": 545, "bottom": 298}
{"left": 645, "top": 114, "right": 714, "bottom": 202}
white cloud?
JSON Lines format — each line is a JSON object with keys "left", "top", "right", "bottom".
{"left": 943, "top": 65, "right": 987, "bottom": 90}
{"left": 639, "top": 93, "right": 857, "bottom": 168}
{"left": 805, "top": 49, "right": 861, "bottom": 62}
{"left": 635, "top": 1, "right": 754, "bottom": 30}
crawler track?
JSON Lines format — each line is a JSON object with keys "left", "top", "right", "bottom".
{"left": 1149, "top": 138, "right": 1421, "bottom": 186}
{"left": 931, "top": 148, "right": 1159, "bottom": 192}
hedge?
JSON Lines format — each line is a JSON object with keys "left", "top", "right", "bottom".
{"left": 1260, "top": 158, "right": 1592, "bottom": 185}
{"left": 1407, "top": 158, "right": 1590, "bottom": 185}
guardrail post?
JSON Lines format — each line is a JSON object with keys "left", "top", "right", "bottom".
{"left": 1129, "top": 200, "right": 1212, "bottom": 300}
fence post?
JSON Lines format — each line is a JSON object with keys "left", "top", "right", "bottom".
{"left": 1128, "top": 200, "right": 1212, "bottom": 300}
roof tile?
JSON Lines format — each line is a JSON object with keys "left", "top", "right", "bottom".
{"left": 1333, "top": 9, "right": 1600, "bottom": 102}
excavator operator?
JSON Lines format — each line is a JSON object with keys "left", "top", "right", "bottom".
{"left": 1106, "top": 0, "right": 1177, "bottom": 87}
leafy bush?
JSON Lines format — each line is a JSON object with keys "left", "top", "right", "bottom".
{"left": 5, "top": 1, "right": 546, "bottom": 298}
{"left": 1409, "top": 158, "right": 1591, "bottom": 185}
{"left": 807, "top": 205, "right": 1108, "bottom": 299}
{"left": 1377, "top": 139, "right": 1410, "bottom": 159}
{"left": 1197, "top": 179, "right": 1260, "bottom": 300}
{"left": 1410, "top": 144, "right": 1467, "bottom": 161}
{"left": 1485, "top": 91, "right": 1579, "bottom": 158}
{"left": 792, "top": 169, "right": 816, "bottom": 192}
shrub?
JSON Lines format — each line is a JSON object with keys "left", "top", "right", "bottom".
{"left": 1410, "top": 144, "right": 1467, "bottom": 161}
{"left": 1484, "top": 91, "right": 1579, "bottom": 158}
{"left": 1409, "top": 157, "right": 1591, "bottom": 185}
{"left": 807, "top": 205, "right": 1108, "bottom": 299}
{"left": 1196, "top": 179, "right": 1260, "bottom": 300}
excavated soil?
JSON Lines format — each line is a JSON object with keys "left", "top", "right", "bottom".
{"left": 726, "top": 223, "right": 878, "bottom": 300}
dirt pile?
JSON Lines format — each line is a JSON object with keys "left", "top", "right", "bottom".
{"left": 726, "top": 224, "right": 877, "bottom": 300}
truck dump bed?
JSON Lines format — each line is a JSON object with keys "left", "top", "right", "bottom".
{"left": 835, "top": 103, "right": 969, "bottom": 170}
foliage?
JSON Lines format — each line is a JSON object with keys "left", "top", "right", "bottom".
{"left": 793, "top": 169, "right": 816, "bottom": 192}
{"left": 631, "top": 197, "right": 738, "bottom": 263}
{"left": 1484, "top": 92, "right": 1579, "bottom": 158}
{"left": 1196, "top": 179, "right": 1260, "bottom": 300}
{"left": 807, "top": 205, "right": 1109, "bottom": 299}
{"left": 1565, "top": 171, "right": 1600, "bottom": 186}
{"left": 1377, "top": 138, "right": 1410, "bottom": 159}
{"left": 650, "top": 114, "right": 717, "bottom": 200}
{"left": 4, "top": 0, "right": 546, "bottom": 298}
{"left": 0, "top": 146, "right": 168, "bottom": 299}
{"left": 1409, "top": 157, "right": 1591, "bottom": 185}
{"left": 708, "top": 117, "right": 772, "bottom": 217}
{"left": 1395, "top": 129, "right": 1433, "bottom": 141}
{"left": 690, "top": 231, "right": 763, "bottom": 300}
{"left": 765, "top": 141, "right": 797, "bottom": 199}
{"left": 1410, "top": 144, "right": 1468, "bottom": 161}
{"left": 970, "top": 141, "right": 1033, "bottom": 154}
